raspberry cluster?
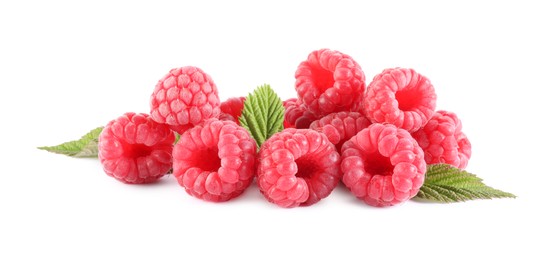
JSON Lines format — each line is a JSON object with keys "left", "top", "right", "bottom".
{"left": 150, "top": 66, "right": 220, "bottom": 134}
{"left": 412, "top": 111, "right": 471, "bottom": 169}
{"left": 295, "top": 49, "right": 366, "bottom": 116}
{"left": 363, "top": 68, "right": 437, "bottom": 132}
{"left": 97, "top": 48, "right": 472, "bottom": 208}
{"left": 283, "top": 98, "right": 318, "bottom": 129}
{"left": 219, "top": 96, "right": 246, "bottom": 124}
{"left": 98, "top": 112, "right": 174, "bottom": 184}
{"left": 341, "top": 124, "right": 426, "bottom": 206}
{"left": 173, "top": 119, "right": 256, "bottom": 202}
{"left": 257, "top": 128, "right": 340, "bottom": 207}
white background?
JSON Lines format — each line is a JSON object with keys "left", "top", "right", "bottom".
{"left": 1, "top": 0, "right": 555, "bottom": 259}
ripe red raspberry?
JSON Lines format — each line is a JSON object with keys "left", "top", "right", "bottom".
{"left": 412, "top": 110, "right": 471, "bottom": 169}
{"left": 257, "top": 129, "right": 341, "bottom": 208}
{"left": 219, "top": 96, "right": 246, "bottom": 124}
{"left": 341, "top": 124, "right": 426, "bottom": 207}
{"left": 173, "top": 119, "right": 257, "bottom": 202}
{"left": 309, "top": 111, "right": 371, "bottom": 151}
{"left": 363, "top": 68, "right": 437, "bottom": 133}
{"left": 150, "top": 66, "right": 220, "bottom": 134}
{"left": 98, "top": 112, "right": 174, "bottom": 184}
{"left": 283, "top": 98, "right": 318, "bottom": 129}
{"left": 295, "top": 49, "right": 366, "bottom": 117}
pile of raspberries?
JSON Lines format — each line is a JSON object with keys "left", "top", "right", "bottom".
{"left": 98, "top": 48, "right": 471, "bottom": 207}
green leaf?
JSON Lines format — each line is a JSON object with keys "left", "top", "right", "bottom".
{"left": 38, "top": 127, "right": 104, "bottom": 158}
{"left": 238, "top": 84, "right": 285, "bottom": 147}
{"left": 414, "top": 164, "right": 516, "bottom": 203}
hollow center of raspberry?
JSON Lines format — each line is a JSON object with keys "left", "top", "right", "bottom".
{"left": 124, "top": 143, "right": 152, "bottom": 158}
{"left": 295, "top": 157, "right": 320, "bottom": 180}
{"left": 364, "top": 151, "right": 394, "bottom": 176}
{"left": 310, "top": 65, "right": 335, "bottom": 94}
{"left": 395, "top": 86, "right": 423, "bottom": 112}
{"left": 193, "top": 148, "right": 221, "bottom": 172}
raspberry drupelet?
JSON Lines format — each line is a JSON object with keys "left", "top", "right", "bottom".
{"left": 173, "top": 119, "right": 257, "bottom": 202}
{"left": 295, "top": 49, "right": 366, "bottom": 117}
{"left": 412, "top": 110, "right": 471, "bottom": 169}
{"left": 363, "top": 68, "right": 437, "bottom": 133}
{"left": 257, "top": 129, "right": 341, "bottom": 208}
{"left": 341, "top": 124, "right": 426, "bottom": 206}
{"left": 150, "top": 66, "right": 220, "bottom": 134}
{"left": 98, "top": 112, "right": 175, "bottom": 184}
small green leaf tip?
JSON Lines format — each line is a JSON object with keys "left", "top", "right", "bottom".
{"left": 415, "top": 164, "right": 516, "bottom": 203}
{"left": 38, "top": 127, "right": 104, "bottom": 158}
{"left": 238, "top": 84, "right": 285, "bottom": 147}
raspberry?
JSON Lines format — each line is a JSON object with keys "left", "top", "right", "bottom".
{"left": 295, "top": 49, "right": 366, "bottom": 117}
{"left": 257, "top": 128, "right": 341, "bottom": 207}
{"left": 98, "top": 112, "right": 174, "bottom": 184}
{"left": 309, "top": 111, "right": 371, "bottom": 151}
{"left": 173, "top": 119, "right": 257, "bottom": 202}
{"left": 219, "top": 96, "right": 246, "bottom": 124}
{"left": 363, "top": 68, "right": 437, "bottom": 133}
{"left": 283, "top": 98, "right": 318, "bottom": 129}
{"left": 341, "top": 124, "right": 426, "bottom": 207}
{"left": 412, "top": 110, "right": 471, "bottom": 169}
{"left": 150, "top": 66, "right": 220, "bottom": 134}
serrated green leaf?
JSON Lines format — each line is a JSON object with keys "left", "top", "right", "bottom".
{"left": 414, "top": 164, "right": 516, "bottom": 203}
{"left": 239, "top": 84, "right": 285, "bottom": 147}
{"left": 38, "top": 127, "right": 103, "bottom": 158}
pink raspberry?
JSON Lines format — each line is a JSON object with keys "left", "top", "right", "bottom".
{"left": 283, "top": 98, "right": 318, "bottom": 129}
{"left": 173, "top": 119, "right": 257, "bottom": 202}
{"left": 412, "top": 110, "right": 471, "bottom": 169}
{"left": 257, "top": 129, "right": 341, "bottom": 208}
{"left": 363, "top": 68, "right": 437, "bottom": 133}
{"left": 98, "top": 112, "right": 174, "bottom": 184}
{"left": 341, "top": 124, "right": 426, "bottom": 207}
{"left": 150, "top": 66, "right": 220, "bottom": 134}
{"left": 309, "top": 111, "right": 371, "bottom": 151}
{"left": 295, "top": 49, "right": 366, "bottom": 117}
{"left": 219, "top": 96, "right": 246, "bottom": 124}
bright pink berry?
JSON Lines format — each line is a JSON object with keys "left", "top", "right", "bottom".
{"left": 309, "top": 111, "right": 371, "bottom": 151}
{"left": 173, "top": 119, "right": 257, "bottom": 202}
{"left": 283, "top": 98, "right": 318, "bottom": 129}
{"left": 341, "top": 124, "right": 426, "bottom": 207}
{"left": 219, "top": 96, "right": 246, "bottom": 124}
{"left": 295, "top": 49, "right": 366, "bottom": 117}
{"left": 150, "top": 66, "right": 220, "bottom": 134}
{"left": 98, "top": 112, "right": 174, "bottom": 184}
{"left": 257, "top": 128, "right": 341, "bottom": 208}
{"left": 412, "top": 110, "right": 471, "bottom": 169}
{"left": 363, "top": 68, "right": 437, "bottom": 133}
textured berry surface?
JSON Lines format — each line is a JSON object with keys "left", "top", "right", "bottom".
{"left": 412, "top": 110, "right": 471, "bottom": 169}
{"left": 309, "top": 111, "right": 371, "bottom": 151}
{"left": 219, "top": 96, "right": 245, "bottom": 124}
{"left": 363, "top": 68, "right": 436, "bottom": 132}
{"left": 173, "top": 119, "right": 257, "bottom": 202}
{"left": 295, "top": 49, "right": 366, "bottom": 117}
{"left": 257, "top": 128, "right": 341, "bottom": 207}
{"left": 150, "top": 66, "right": 220, "bottom": 134}
{"left": 341, "top": 124, "right": 426, "bottom": 207}
{"left": 98, "top": 113, "right": 174, "bottom": 184}
{"left": 283, "top": 98, "right": 318, "bottom": 129}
